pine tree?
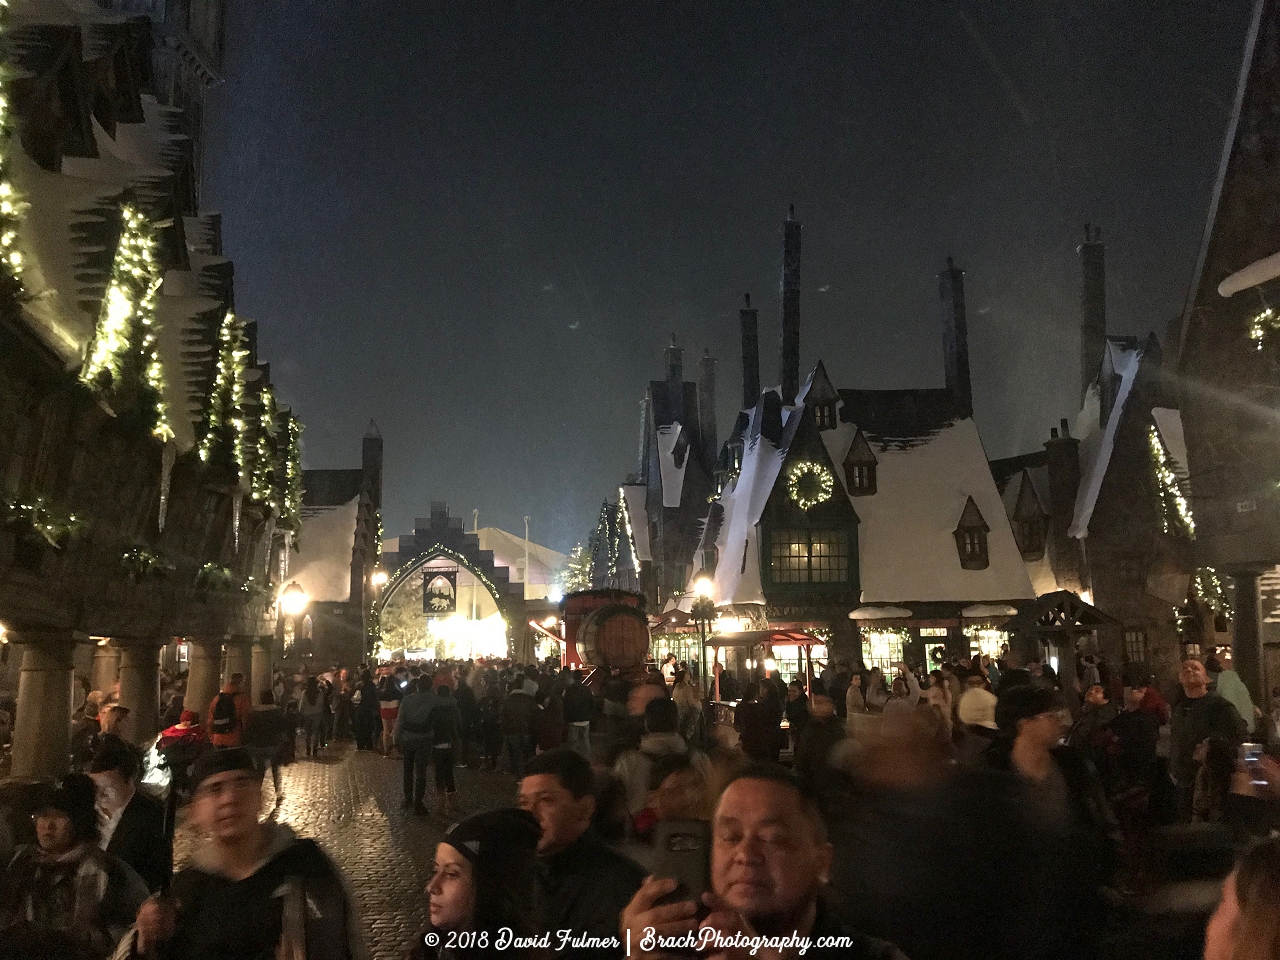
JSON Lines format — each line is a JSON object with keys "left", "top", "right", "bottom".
{"left": 559, "top": 542, "right": 593, "bottom": 593}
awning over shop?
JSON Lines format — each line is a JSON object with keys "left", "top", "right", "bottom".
{"left": 998, "top": 590, "right": 1117, "bottom": 636}
{"left": 705, "top": 630, "right": 821, "bottom": 648}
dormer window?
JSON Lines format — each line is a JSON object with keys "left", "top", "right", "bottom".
{"left": 815, "top": 404, "right": 837, "bottom": 430}
{"left": 954, "top": 496, "right": 990, "bottom": 570}
{"left": 842, "top": 429, "right": 878, "bottom": 497}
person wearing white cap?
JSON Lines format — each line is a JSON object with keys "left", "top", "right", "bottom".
{"left": 955, "top": 684, "right": 999, "bottom": 766}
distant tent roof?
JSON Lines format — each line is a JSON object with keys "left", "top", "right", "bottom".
{"left": 999, "top": 590, "right": 1118, "bottom": 636}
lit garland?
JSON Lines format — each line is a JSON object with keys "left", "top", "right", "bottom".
{"left": 250, "top": 385, "right": 279, "bottom": 505}
{"left": 787, "top": 461, "right": 834, "bottom": 511}
{"left": 618, "top": 486, "right": 641, "bottom": 574}
{"left": 0, "top": 0, "right": 24, "bottom": 287}
{"left": 1249, "top": 307, "right": 1280, "bottom": 350}
{"left": 1148, "top": 424, "right": 1194, "bottom": 537}
{"left": 199, "top": 311, "right": 248, "bottom": 466}
{"left": 1193, "top": 566, "right": 1232, "bottom": 620}
{"left": 80, "top": 205, "right": 170, "bottom": 440}
{"left": 2, "top": 495, "right": 83, "bottom": 548}
{"left": 278, "top": 413, "right": 303, "bottom": 535}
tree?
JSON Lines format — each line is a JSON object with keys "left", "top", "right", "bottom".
{"left": 557, "top": 543, "right": 593, "bottom": 594}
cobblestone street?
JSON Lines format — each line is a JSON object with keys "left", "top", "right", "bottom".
{"left": 174, "top": 745, "right": 519, "bottom": 960}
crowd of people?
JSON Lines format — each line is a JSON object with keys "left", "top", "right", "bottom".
{"left": 0, "top": 645, "right": 1277, "bottom": 959}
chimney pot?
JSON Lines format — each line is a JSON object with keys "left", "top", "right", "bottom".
{"left": 744, "top": 293, "right": 750, "bottom": 308}
{"left": 1050, "top": 427, "right": 1059, "bottom": 440}
{"left": 1080, "top": 226, "right": 1107, "bottom": 404}
{"left": 1060, "top": 417, "right": 1070, "bottom": 438}
{"left": 697, "top": 351, "right": 718, "bottom": 470}
{"left": 741, "top": 293, "right": 761, "bottom": 408}
{"left": 938, "top": 258, "right": 973, "bottom": 419}
{"left": 779, "top": 212, "right": 802, "bottom": 404}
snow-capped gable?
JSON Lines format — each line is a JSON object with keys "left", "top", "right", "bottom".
{"left": 1070, "top": 340, "right": 1144, "bottom": 538}
{"left": 620, "top": 484, "right": 651, "bottom": 562}
{"left": 656, "top": 424, "right": 689, "bottom": 509}
{"left": 826, "top": 415, "right": 1035, "bottom": 603}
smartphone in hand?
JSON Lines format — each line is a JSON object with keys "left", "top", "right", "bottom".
{"left": 651, "top": 819, "right": 711, "bottom": 907}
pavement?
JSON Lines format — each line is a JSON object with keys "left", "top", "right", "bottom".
{"left": 174, "top": 744, "right": 520, "bottom": 960}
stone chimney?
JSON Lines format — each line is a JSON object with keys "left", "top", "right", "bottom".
{"left": 697, "top": 350, "right": 718, "bottom": 470}
{"left": 1080, "top": 224, "right": 1106, "bottom": 405}
{"left": 1044, "top": 418, "right": 1081, "bottom": 535}
{"left": 740, "top": 293, "right": 760, "bottom": 409}
{"left": 664, "top": 335, "right": 683, "bottom": 385}
{"left": 938, "top": 257, "right": 973, "bottom": 419}
{"left": 779, "top": 206, "right": 801, "bottom": 405}
{"left": 362, "top": 419, "right": 383, "bottom": 511}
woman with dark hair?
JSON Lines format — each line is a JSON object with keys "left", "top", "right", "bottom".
{"left": 1204, "top": 835, "right": 1280, "bottom": 960}
{"left": 0, "top": 775, "right": 148, "bottom": 959}
{"left": 408, "top": 809, "right": 541, "bottom": 960}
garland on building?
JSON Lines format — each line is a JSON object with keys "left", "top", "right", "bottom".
{"left": 80, "top": 205, "right": 170, "bottom": 440}
{"left": 2, "top": 495, "right": 83, "bottom": 548}
{"left": 0, "top": 1, "right": 25, "bottom": 290}
{"left": 199, "top": 311, "right": 248, "bottom": 468}
{"left": 558, "top": 543, "right": 593, "bottom": 594}
{"left": 1148, "top": 424, "right": 1194, "bottom": 537}
{"left": 787, "top": 461, "right": 834, "bottom": 511}
{"left": 1193, "top": 566, "right": 1232, "bottom": 621}
{"left": 1248, "top": 306, "right": 1279, "bottom": 350}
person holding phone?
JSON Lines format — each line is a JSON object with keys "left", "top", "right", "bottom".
{"left": 620, "top": 765, "right": 907, "bottom": 959}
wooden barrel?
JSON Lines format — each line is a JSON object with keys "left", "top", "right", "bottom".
{"left": 576, "top": 604, "right": 650, "bottom": 670}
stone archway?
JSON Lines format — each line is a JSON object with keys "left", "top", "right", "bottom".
{"left": 378, "top": 543, "right": 517, "bottom": 657}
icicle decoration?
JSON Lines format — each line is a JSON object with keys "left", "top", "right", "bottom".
{"left": 158, "top": 442, "right": 176, "bottom": 532}
{"left": 232, "top": 490, "right": 242, "bottom": 554}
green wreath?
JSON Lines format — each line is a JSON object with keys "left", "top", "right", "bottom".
{"left": 787, "top": 461, "right": 834, "bottom": 511}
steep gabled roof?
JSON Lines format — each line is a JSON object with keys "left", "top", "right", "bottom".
{"left": 698, "top": 365, "right": 1034, "bottom": 607}
{"left": 1070, "top": 338, "right": 1146, "bottom": 537}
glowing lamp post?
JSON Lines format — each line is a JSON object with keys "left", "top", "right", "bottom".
{"left": 691, "top": 577, "right": 716, "bottom": 700}
{"left": 278, "top": 581, "right": 311, "bottom": 660}
{"left": 370, "top": 568, "right": 389, "bottom": 589}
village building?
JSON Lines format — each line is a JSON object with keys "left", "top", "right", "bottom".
{"left": 989, "top": 231, "right": 1208, "bottom": 690}
{"left": 673, "top": 210, "right": 1035, "bottom": 676}
{"left": 0, "top": 0, "right": 309, "bottom": 777}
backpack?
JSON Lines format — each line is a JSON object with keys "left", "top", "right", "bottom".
{"left": 211, "top": 692, "right": 239, "bottom": 736}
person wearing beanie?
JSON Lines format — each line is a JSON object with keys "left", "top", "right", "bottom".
{"left": 409, "top": 809, "right": 541, "bottom": 959}
{"left": 125, "top": 747, "right": 368, "bottom": 960}
{"left": 984, "top": 684, "right": 1117, "bottom": 960}
{"left": 0, "top": 774, "right": 149, "bottom": 960}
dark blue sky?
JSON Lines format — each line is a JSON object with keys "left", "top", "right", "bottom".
{"left": 205, "top": 0, "right": 1253, "bottom": 552}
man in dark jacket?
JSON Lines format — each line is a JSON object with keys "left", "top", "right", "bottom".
{"left": 1170, "top": 657, "right": 1247, "bottom": 819}
{"left": 501, "top": 680, "right": 540, "bottom": 778}
{"left": 128, "top": 748, "right": 367, "bottom": 960}
{"left": 563, "top": 669, "right": 595, "bottom": 759}
{"left": 395, "top": 677, "right": 441, "bottom": 815}
{"left": 520, "top": 748, "right": 644, "bottom": 959}
{"left": 88, "top": 736, "right": 172, "bottom": 894}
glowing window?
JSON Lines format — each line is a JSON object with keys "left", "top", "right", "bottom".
{"left": 770, "top": 529, "right": 849, "bottom": 583}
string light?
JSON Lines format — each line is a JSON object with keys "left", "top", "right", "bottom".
{"left": 1148, "top": 424, "right": 1194, "bottom": 537}
{"left": 79, "top": 205, "right": 170, "bottom": 440}
{"left": 1249, "top": 307, "right": 1279, "bottom": 350}
{"left": 787, "top": 461, "right": 834, "bottom": 511}
{"left": 0, "top": 1, "right": 26, "bottom": 286}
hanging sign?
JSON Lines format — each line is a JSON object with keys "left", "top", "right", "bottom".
{"left": 423, "top": 571, "right": 458, "bottom": 615}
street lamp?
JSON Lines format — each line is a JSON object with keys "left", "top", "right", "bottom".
{"left": 691, "top": 577, "right": 716, "bottom": 701}
{"left": 370, "top": 567, "right": 389, "bottom": 589}
{"left": 279, "top": 581, "right": 310, "bottom": 618}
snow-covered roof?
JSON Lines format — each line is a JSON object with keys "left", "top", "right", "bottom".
{"left": 1070, "top": 340, "right": 1144, "bottom": 538}
{"left": 293, "top": 495, "right": 361, "bottom": 604}
{"left": 620, "top": 484, "right": 651, "bottom": 562}
{"left": 700, "top": 375, "right": 1034, "bottom": 608}
{"left": 822, "top": 413, "right": 1034, "bottom": 604}
{"left": 656, "top": 424, "right": 689, "bottom": 508}
{"left": 1152, "top": 407, "right": 1188, "bottom": 480}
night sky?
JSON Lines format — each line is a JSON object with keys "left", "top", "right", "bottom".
{"left": 204, "top": 0, "right": 1253, "bottom": 553}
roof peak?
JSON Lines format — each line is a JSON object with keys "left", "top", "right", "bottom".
{"left": 364, "top": 419, "right": 382, "bottom": 439}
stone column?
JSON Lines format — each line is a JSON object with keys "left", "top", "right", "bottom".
{"left": 222, "top": 637, "right": 252, "bottom": 689}
{"left": 117, "top": 642, "right": 163, "bottom": 744}
{"left": 91, "top": 642, "right": 121, "bottom": 694}
{"left": 251, "top": 636, "right": 274, "bottom": 706}
{"left": 1232, "top": 570, "right": 1264, "bottom": 705}
{"left": 10, "top": 632, "right": 76, "bottom": 780}
{"left": 184, "top": 637, "right": 224, "bottom": 716}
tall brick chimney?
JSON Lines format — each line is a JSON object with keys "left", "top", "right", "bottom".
{"left": 779, "top": 206, "right": 801, "bottom": 405}
{"left": 1044, "top": 418, "right": 1081, "bottom": 535}
{"left": 362, "top": 419, "right": 383, "bottom": 511}
{"left": 938, "top": 257, "right": 973, "bottom": 419}
{"left": 664, "top": 335, "right": 684, "bottom": 423}
{"left": 740, "top": 293, "right": 760, "bottom": 409}
{"left": 697, "top": 349, "right": 718, "bottom": 469}
{"left": 1080, "top": 224, "right": 1106, "bottom": 405}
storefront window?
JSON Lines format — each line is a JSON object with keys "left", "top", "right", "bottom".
{"left": 965, "top": 625, "right": 1006, "bottom": 659}
{"left": 862, "top": 630, "right": 906, "bottom": 673}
